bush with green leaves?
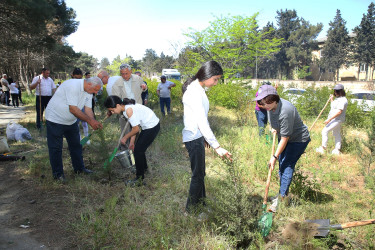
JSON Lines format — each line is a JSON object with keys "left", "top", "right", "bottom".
{"left": 207, "top": 82, "right": 247, "bottom": 109}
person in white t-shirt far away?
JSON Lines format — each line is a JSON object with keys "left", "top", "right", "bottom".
{"left": 157, "top": 75, "right": 176, "bottom": 116}
{"left": 29, "top": 68, "right": 56, "bottom": 130}
{"left": 316, "top": 84, "right": 348, "bottom": 155}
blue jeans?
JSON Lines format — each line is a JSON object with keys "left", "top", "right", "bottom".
{"left": 255, "top": 109, "right": 268, "bottom": 136}
{"left": 159, "top": 97, "right": 171, "bottom": 115}
{"left": 36, "top": 96, "right": 52, "bottom": 129}
{"left": 278, "top": 139, "right": 310, "bottom": 197}
{"left": 46, "top": 120, "right": 84, "bottom": 178}
{"left": 184, "top": 137, "right": 206, "bottom": 212}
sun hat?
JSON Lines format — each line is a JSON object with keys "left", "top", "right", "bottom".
{"left": 333, "top": 84, "right": 344, "bottom": 90}
{"left": 254, "top": 85, "right": 278, "bottom": 101}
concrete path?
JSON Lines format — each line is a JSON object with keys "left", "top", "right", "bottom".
{"left": 0, "top": 104, "right": 27, "bottom": 129}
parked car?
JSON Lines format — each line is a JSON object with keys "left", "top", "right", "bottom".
{"left": 350, "top": 90, "right": 375, "bottom": 112}
{"left": 283, "top": 88, "right": 306, "bottom": 105}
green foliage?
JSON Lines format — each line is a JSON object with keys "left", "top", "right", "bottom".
{"left": 290, "top": 167, "right": 321, "bottom": 201}
{"left": 207, "top": 82, "right": 247, "bottom": 109}
{"left": 295, "top": 66, "right": 312, "bottom": 79}
{"left": 184, "top": 14, "right": 282, "bottom": 78}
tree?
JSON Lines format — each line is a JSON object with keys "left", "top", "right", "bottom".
{"left": 183, "top": 14, "right": 282, "bottom": 78}
{"left": 353, "top": 2, "right": 375, "bottom": 80}
{"left": 154, "top": 52, "right": 175, "bottom": 73}
{"left": 100, "top": 57, "right": 110, "bottom": 69}
{"left": 321, "top": 10, "right": 350, "bottom": 81}
{"left": 142, "top": 49, "right": 158, "bottom": 76}
{"left": 274, "top": 9, "right": 322, "bottom": 79}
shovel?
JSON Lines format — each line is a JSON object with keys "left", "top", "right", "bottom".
{"left": 103, "top": 121, "right": 129, "bottom": 169}
{"left": 258, "top": 132, "right": 277, "bottom": 237}
{"left": 80, "top": 116, "right": 109, "bottom": 145}
{"left": 305, "top": 218, "right": 375, "bottom": 237}
{"left": 309, "top": 95, "right": 332, "bottom": 131}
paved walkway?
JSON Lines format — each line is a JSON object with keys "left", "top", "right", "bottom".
{"left": 0, "top": 104, "right": 27, "bottom": 129}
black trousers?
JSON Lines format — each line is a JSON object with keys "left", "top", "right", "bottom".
{"left": 184, "top": 136, "right": 206, "bottom": 212}
{"left": 36, "top": 96, "right": 52, "bottom": 129}
{"left": 11, "top": 94, "right": 19, "bottom": 107}
{"left": 134, "top": 123, "right": 160, "bottom": 179}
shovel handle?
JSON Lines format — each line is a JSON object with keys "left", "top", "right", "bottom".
{"left": 263, "top": 132, "right": 277, "bottom": 205}
{"left": 309, "top": 95, "right": 332, "bottom": 131}
{"left": 117, "top": 121, "right": 130, "bottom": 148}
{"left": 338, "top": 219, "right": 375, "bottom": 229}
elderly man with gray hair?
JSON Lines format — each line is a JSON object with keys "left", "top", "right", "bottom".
{"left": 110, "top": 64, "right": 147, "bottom": 147}
{"left": 45, "top": 77, "right": 104, "bottom": 181}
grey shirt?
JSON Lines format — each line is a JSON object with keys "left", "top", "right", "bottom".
{"left": 268, "top": 98, "right": 310, "bottom": 143}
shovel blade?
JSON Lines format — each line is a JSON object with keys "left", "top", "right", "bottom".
{"left": 305, "top": 219, "right": 331, "bottom": 237}
{"left": 258, "top": 211, "right": 273, "bottom": 237}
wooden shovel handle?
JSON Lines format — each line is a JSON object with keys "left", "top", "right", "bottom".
{"left": 309, "top": 95, "right": 332, "bottom": 131}
{"left": 263, "top": 132, "right": 277, "bottom": 205}
{"left": 340, "top": 219, "right": 375, "bottom": 229}
{"left": 117, "top": 121, "right": 130, "bottom": 148}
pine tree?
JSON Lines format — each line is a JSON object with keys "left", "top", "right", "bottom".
{"left": 353, "top": 2, "right": 375, "bottom": 80}
{"left": 321, "top": 10, "right": 350, "bottom": 81}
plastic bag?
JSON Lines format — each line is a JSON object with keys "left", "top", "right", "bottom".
{"left": 14, "top": 128, "right": 32, "bottom": 142}
{"left": 6, "top": 122, "right": 23, "bottom": 141}
{"left": 0, "top": 136, "right": 10, "bottom": 153}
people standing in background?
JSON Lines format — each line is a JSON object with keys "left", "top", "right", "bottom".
{"left": 182, "top": 60, "right": 232, "bottom": 215}
{"left": 85, "top": 72, "right": 91, "bottom": 79}
{"left": 255, "top": 82, "right": 278, "bottom": 136}
{"left": 157, "top": 75, "right": 176, "bottom": 116}
{"left": 30, "top": 68, "right": 56, "bottom": 130}
{"left": 8, "top": 78, "right": 19, "bottom": 108}
{"left": 1, "top": 74, "right": 10, "bottom": 106}
{"left": 17, "top": 82, "right": 23, "bottom": 105}
{"left": 316, "top": 84, "right": 348, "bottom": 155}
{"left": 135, "top": 71, "right": 148, "bottom": 105}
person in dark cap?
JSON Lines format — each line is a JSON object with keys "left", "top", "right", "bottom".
{"left": 255, "top": 84, "right": 310, "bottom": 212}
{"left": 157, "top": 75, "right": 176, "bottom": 116}
{"left": 316, "top": 84, "right": 348, "bottom": 155}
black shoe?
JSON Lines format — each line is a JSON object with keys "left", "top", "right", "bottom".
{"left": 75, "top": 168, "right": 94, "bottom": 174}
{"left": 125, "top": 178, "right": 145, "bottom": 187}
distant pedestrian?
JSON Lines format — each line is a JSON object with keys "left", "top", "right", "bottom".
{"left": 8, "top": 78, "right": 19, "bottom": 107}
{"left": 316, "top": 84, "right": 348, "bottom": 155}
{"left": 1, "top": 74, "right": 10, "bottom": 106}
{"left": 255, "top": 85, "right": 310, "bottom": 213}
{"left": 157, "top": 75, "right": 176, "bottom": 115}
{"left": 182, "top": 60, "right": 232, "bottom": 215}
{"left": 30, "top": 68, "right": 56, "bottom": 130}
{"left": 17, "top": 82, "right": 23, "bottom": 105}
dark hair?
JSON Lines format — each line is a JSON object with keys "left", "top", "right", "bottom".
{"left": 72, "top": 68, "right": 83, "bottom": 76}
{"left": 41, "top": 68, "right": 49, "bottom": 72}
{"left": 85, "top": 72, "right": 90, "bottom": 76}
{"left": 334, "top": 89, "right": 346, "bottom": 97}
{"left": 182, "top": 60, "right": 223, "bottom": 94}
{"left": 8, "top": 78, "right": 13, "bottom": 83}
{"left": 104, "top": 95, "right": 136, "bottom": 108}
{"left": 257, "top": 94, "right": 280, "bottom": 106}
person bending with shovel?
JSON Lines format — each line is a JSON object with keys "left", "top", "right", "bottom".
{"left": 105, "top": 96, "right": 160, "bottom": 186}
{"left": 255, "top": 85, "right": 310, "bottom": 212}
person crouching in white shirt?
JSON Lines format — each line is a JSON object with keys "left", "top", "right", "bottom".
{"left": 105, "top": 96, "right": 160, "bottom": 186}
{"left": 182, "top": 60, "right": 232, "bottom": 215}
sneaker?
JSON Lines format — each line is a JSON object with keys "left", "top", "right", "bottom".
{"left": 268, "top": 196, "right": 279, "bottom": 213}
{"left": 197, "top": 212, "right": 208, "bottom": 222}
{"left": 316, "top": 146, "right": 325, "bottom": 154}
{"left": 125, "top": 178, "right": 145, "bottom": 187}
{"left": 331, "top": 149, "right": 340, "bottom": 155}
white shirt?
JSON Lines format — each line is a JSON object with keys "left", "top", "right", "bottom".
{"left": 182, "top": 79, "right": 220, "bottom": 148}
{"left": 328, "top": 96, "right": 348, "bottom": 122}
{"left": 123, "top": 79, "right": 135, "bottom": 100}
{"left": 45, "top": 79, "right": 92, "bottom": 125}
{"left": 106, "top": 76, "right": 121, "bottom": 96}
{"left": 124, "top": 104, "right": 159, "bottom": 130}
{"left": 32, "top": 75, "right": 56, "bottom": 96}
{"left": 9, "top": 83, "right": 19, "bottom": 94}
{"left": 157, "top": 81, "right": 174, "bottom": 98}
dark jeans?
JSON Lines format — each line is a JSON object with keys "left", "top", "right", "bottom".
{"left": 4, "top": 91, "right": 10, "bottom": 105}
{"left": 255, "top": 109, "right": 268, "bottom": 136}
{"left": 134, "top": 123, "right": 160, "bottom": 179}
{"left": 46, "top": 120, "right": 84, "bottom": 178}
{"left": 18, "top": 90, "right": 23, "bottom": 104}
{"left": 184, "top": 136, "right": 206, "bottom": 212}
{"left": 278, "top": 139, "right": 310, "bottom": 197}
{"left": 159, "top": 97, "right": 171, "bottom": 115}
{"left": 11, "top": 94, "right": 19, "bottom": 107}
{"left": 36, "top": 96, "right": 52, "bottom": 129}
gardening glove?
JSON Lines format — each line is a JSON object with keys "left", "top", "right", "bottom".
{"left": 215, "top": 147, "right": 232, "bottom": 161}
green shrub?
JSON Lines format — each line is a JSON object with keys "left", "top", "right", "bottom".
{"left": 207, "top": 83, "right": 247, "bottom": 109}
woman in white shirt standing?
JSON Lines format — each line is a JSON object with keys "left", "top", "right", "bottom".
{"left": 316, "top": 84, "right": 348, "bottom": 155}
{"left": 182, "top": 60, "right": 232, "bottom": 214}
{"left": 8, "top": 78, "right": 19, "bottom": 108}
{"left": 105, "top": 96, "right": 160, "bottom": 186}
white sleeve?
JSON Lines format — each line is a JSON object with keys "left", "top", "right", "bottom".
{"left": 31, "top": 76, "right": 39, "bottom": 84}
{"left": 50, "top": 78, "right": 56, "bottom": 89}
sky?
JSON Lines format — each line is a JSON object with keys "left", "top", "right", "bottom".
{"left": 64, "top": 0, "right": 373, "bottom": 62}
